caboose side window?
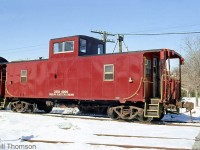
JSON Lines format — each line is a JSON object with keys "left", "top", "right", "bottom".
{"left": 53, "top": 41, "right": 74, "bottom": 54}
{"left": 104, "top": 64, "right": 114, "bottom": 81}
{"left": 145, "top": 59, "right": 151, "bottom": 76}
{"left": 79, "top": 39, "right": 87, "bottom": 55}
{"left": 98, "top": 44, "right": 104, "bottom": 54}
{"left": 64, "top": 41, "right": 74, "bottom": 52}
{"left": 54, "top": 43, "right": 63, "bottom": 53}
{"left": 21, "top": 70, "right": 27, "bottom": 83}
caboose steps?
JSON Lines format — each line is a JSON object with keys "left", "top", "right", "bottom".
{"left": 0, "top": 102, "right": 4, "bottom": 109}
{"left": 144, "top": 98, "right": 161, "bottom": 118}
{"left": 150, "top": 98, "right": 160, "bottom": 104}
{"left": 0, "top": 98, "right": 7, "bottom": 109}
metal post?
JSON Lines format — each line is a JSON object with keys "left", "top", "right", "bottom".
{"left": 103, "top": 31, "right": 106, "bottom": 43}
{"left": 195, "top": 89, "right": 198, "bottom": 107}
{"left": 118, "top": 35, "right": 122, "bottom": 53}
{"left": 118, "top": 34, "right": 124, "bottom": 53}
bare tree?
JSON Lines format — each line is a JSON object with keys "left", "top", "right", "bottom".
{"left": 181, "top": 36, "right": 200, "bottom": 106}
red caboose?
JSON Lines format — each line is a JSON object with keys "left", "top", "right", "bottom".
{"left": 0, "top": 35, "right": 193, "bottom": 121}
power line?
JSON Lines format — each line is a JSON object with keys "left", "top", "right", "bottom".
{"left": 2, "top": 30, "right": 200, "bottom": 54}
{"left": 92, "top": 30, "right": 200, "bottom": 38}
{"left": 91, "top": 30, "right": 115, "bottom": 43}
{"left": 0, "top": 48, "right": 47, "bottom": 54}
{"left": 120, "top": 31, "right": 200, "bottom": 36}
{"left": 127, "top": 23, "right": 200, "bottom": 34}
{"left": 0, "top": 44, "right": 46, "bottom": 52}
{"left": 91, "top": 30, "right": 115, "bottom": 52}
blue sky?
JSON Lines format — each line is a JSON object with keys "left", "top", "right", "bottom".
{"left": 0, "top": 0, "right": 200, "bottom": 61}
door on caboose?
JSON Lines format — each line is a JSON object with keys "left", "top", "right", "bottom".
{"left": 153, "top": 57, "right": 160, "bottom": 98}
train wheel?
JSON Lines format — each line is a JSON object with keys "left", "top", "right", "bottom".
{"left": 26, "top": 103, "right": 36, "bottom": 113}
{"left": 10, "top": 101, "right": 26, "bottom": 113}
{"left": 10, "top": 101, "right": 35, "bottom": 113}
{"left": 107, "top": 107, "right": 119, "bottom": 120}
{"left": 108, "top": 106, "right": 141, "bottom": 121}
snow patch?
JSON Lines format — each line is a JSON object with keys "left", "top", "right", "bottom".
{"left": 51, "top": 107, "right": 80, "bottom": 115}
{"left": 162, "top": 107, "right": 200, "bottom": 123}
{"left": 57, "top": 122, "right": 79, "bottom": 130}
{"left": 0, "top": 110, "right": 199, "bottom": 150}
{"left": 21, "top": 135, "right": 35, "bottom": 140}
{"left": 0, "top": 98, "right": 200, "bottom": 150}
{"left": 62, "top": 107, "right": 79, "bottom": 115}
{"left": 182, "top": 97, "right": 200, "bottom": 107}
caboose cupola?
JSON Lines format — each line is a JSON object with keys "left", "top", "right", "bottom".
{"left": 49, "top": 35, "right": 105, "bottom": 59}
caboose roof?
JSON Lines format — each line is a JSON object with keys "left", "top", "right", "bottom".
{"left": 50, "top": 35, "right": 103, "bottom": 42}
{"left": 122, "top": 49, "right": 182, "bottom": 59}
{"left": 50, "top": 35, "right": 182, "bottom": 59}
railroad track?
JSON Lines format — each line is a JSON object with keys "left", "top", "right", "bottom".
{"left": 94, "top": 133, "right": 195, "bottom": 140}
{"left": 87, "top": 143, "right": 191, "bottom": 150}
{"left": 42, "top": 113, "right": 200, "bottom": 128}
{"left": 42, "top": 113, "right": 110, "bottom": 121}
{"left": 1, "top": 110, "right": 200, "bottom": 127}
{"left": 21, "top": 134, "right": 191, "bottom": 150}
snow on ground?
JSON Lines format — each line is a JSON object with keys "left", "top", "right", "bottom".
{"left": 0, "top": 102, "right": 200, "bottom": 150}
{"left": 162, "top": 97, "right": 200, "bottom": 123}
{"left": 181, "top": 97, "right": 200, "bottom": 108}
{"left": 163, "top": 107, "right": 200, "bottom": 123}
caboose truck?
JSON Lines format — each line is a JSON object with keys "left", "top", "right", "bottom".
{"left": 0, "top": 35, "right": 194, "bottom": 121}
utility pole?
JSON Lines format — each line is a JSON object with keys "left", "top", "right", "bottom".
{"left": 91, "top": 30, "right": 128, "bottom": 53}
{"left": 91, "top": 30, "right": 115, "bottom": 53}
{"left": 117, "top": 34, "right": 124, "bottom": 53}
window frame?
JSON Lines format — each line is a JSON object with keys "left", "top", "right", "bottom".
{"left": 145, "top": 59, "right": 151, "bottom": 76}
{"left": 79, "top": 39, "right": 87, "bottom": 54}
{"left": 53, "top": 41, "right": 74, "bottom": 54}
{"left": 104, "top": 64, "right": 114, "bottom": 81}
{"left": 98, "top": 44, "right": 104, "bottom": 55}
{"left": 20, "top": 70, "right": 28, "bottom": 83}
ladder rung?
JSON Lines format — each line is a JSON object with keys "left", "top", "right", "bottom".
{"left": 150, "top": 98, "right": 160, "bottom": 100}
{"left": 147, "top": 110, "right": 158, "bottom": 112}
{"left": 149, "top": 104, "right": 159, "bottom": 106}
{"left": 144, "top": 101, "right": 161, "bottom": 118}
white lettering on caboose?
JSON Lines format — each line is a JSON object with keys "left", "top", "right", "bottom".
{"left": 49, "top": 90, "right": 74, "bottom": 97}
